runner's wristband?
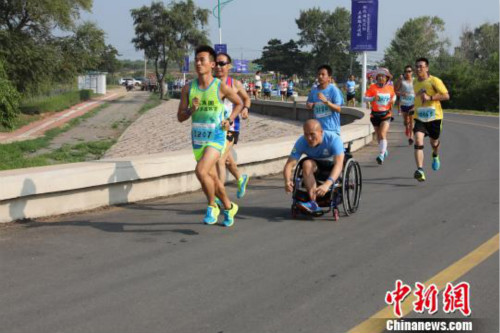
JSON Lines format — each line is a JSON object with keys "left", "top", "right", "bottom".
{"left": 327, "top": 177, "right": 335, "bottom": 184}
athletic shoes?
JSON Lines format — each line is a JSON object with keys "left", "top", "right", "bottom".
{"left": 432, "top": 155, "right": 441, "bottom": 171}
{"left": 203, "top": 205, "right": 220, "bottom": 225}
{"left": 376, "top": 154, "right": 384, "bottom": 165}
{"left": 222, "top": 202, "right": 239, "bottom": 227}
{"left": 297, "top": 200, "right": 322, "bottom": 215}
{"left": 384, "top": 150, "right": 389, "bottom": 158}
{"left": 214, "top": 197, "right": 223, "bottom": 208}
{"left": 414, "top": 168, "right": 426, "bottom": 182}
{"left": 237, "top": 174, "right": 249, "bottom": 199}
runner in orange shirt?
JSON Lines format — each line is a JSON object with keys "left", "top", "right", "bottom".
{"left": 364, "top": 68, "right": 396, "bottom": 165}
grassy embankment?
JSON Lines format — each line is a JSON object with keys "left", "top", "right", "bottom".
{"left": 0, "top": 93, "right": 163, "bottom": 171}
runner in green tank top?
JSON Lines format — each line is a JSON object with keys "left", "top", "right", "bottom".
{"left": 177, "top": 46, "right": 244, "bottom": 227}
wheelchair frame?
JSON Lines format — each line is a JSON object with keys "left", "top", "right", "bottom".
{"left": 291, "top": 142, "right": 362, "bottom": 221}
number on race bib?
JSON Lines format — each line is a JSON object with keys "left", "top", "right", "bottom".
{"left": 416, "top": 107, "right": 436, "bottom": 122}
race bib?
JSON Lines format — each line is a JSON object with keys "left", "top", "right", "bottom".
{"left": 192, "top": 123, "right": 216, "bottom": 145}
{"left": 376, "top": 93, "right": 391, "bottom": 107}
{"left": 400, "top": 95, "right": 415, "bottom": 106}
{"left": 416, "top": 107, "right": 436, "bottom": 122}
{"left": 314, "top": 103, "right": 332, "bottom": 119}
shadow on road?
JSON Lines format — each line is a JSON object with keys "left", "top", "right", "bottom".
{"left": 22, "top": 219, "right": 200, "bottom": 235}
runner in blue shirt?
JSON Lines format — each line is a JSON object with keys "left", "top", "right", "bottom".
{"left": 286, "top": 80, "right": 295, "bottom": 101}
{"left": 262, "top": 79, "right": 272, "bottom": 100}
{"left": 283, "top": 119, "right": 344, "bottom": 214}
{"left": 306, "top": 65, "right": 344, "bottom": 135}
{"left": 345, "top": 74, "right": 357, "bottom": 106}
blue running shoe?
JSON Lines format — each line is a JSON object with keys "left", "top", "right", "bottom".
{"left": 376, "top": 154, "right": 384, "bottom": 165}
{"left": 203, "top": 205, "right": 220, "bottom": 225}
{"left": 214, "top": 197, "right": 223, "bottom": 208}
{"left": 222, "top": 202, "right": 239, "bottom": 227}
{"left": 432, "top": 155, "right": 441, "bottom": 171}
{"left": 237, "top": 174, "right": 249, "bottom": 199}
{"left": 297, "top": 200, "right": 322, "bottom": 215}
{"left": 384, "top": 150, "right": 389, "bottom": 158}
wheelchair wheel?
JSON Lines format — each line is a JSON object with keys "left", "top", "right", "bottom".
{"left": 342, "top": 158, "right": 362, "bottom": 215}
{"left": 291, "top": 204, "right": 299, "bottom": 218}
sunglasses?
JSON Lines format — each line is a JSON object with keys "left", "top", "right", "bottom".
{"left": 216, "top": 61, "right": 229, "bottom": 67}
{"left": 405, "top": 70, "right": 412, "bottom": 73}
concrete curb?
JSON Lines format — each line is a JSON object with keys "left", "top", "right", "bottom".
{"left": 0, "top": 106, "right": 373, "bottom": 223}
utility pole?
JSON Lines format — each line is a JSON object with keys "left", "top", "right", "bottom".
{"left": 218, "top": 0, "right": 222, "bottom": 44}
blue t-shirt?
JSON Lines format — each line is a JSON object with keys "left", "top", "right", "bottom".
{"left": 287, "top": 81, "right": 294, "bottom": 92}
{"left": 346, "top": 80, "right": 356, "bottom": 94}
{"left": 306, "top": 84, "right": 344, "bottom": 135}
{"left": 263, "top": 81, "right": 271, "bottom": 92}
{"left": 290, "top": 131, "right": 344, "bottom": 160}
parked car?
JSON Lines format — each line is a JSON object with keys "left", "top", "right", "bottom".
{"left": 119, "top": 77, "right": 141, "bottom": 86}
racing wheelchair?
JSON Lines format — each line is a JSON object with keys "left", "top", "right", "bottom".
{"left": 291, "top": 142, "right": 362, "bottom": 221}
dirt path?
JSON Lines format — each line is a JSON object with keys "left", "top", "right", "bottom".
{"left": 46, "top": 90, "right": 152, "bottom": 150}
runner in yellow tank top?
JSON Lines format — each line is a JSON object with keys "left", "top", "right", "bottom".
{"left": 177, "top": 46, "right": 244, "bottom": 227}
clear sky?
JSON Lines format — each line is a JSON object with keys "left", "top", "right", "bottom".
{"left": 80, "top": 0, "right": 499, "bottom": 62}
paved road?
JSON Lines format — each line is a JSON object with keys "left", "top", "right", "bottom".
{"left": 0, "top": 114, "right": 498, "bottom": 333}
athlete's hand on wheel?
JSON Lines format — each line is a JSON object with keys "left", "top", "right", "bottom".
{"left": 315, "top": 183, "right": 330, "bottom": 198}
{"left": 285, "top": 180, "right": 293, "bottom": 193}
{"left": 241, "top": 108, "right": 249, "bottom": 119}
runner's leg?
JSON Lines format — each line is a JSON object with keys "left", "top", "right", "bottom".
{"left": 414, "top": 131, "right": 425, "bottom": 169}
{"left": 302, "top": 159, "right": 318, "bottom": 202}
{"left": 195, "top": 147, "right": 223, "bottom": 207}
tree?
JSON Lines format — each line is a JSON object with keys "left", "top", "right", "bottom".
{"left": 254, "top": 39, "right": 310, "bottom": 77}
{"left": 296, "top": 7, "right": 356, "bottom": 81}
{"left": 455, "top": 23, "right": 499, "bottom": 64}
{"left": 0, "top": 59, "right": 21, "bottom": 128}
{"left": 131, "top": 0, "right": 209, "bottom": 98}
{"left": 382, "top": 16, "right": 449, "bottom": 75}
{"left": 0, "top": 0, "right": 92, "bottom": 37}
{"left": 98, "top": 45, "right": 121, "bottom": 74}
{"left": 0, "top": 0, "right": 95, "bottom": 94}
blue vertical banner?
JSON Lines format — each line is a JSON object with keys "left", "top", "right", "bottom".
{"left": 182, "top": 56, "right": 189, "bottom": 73}
{"left": 214, "top": 44, "right": 227, "bottom": 54}
{"left": 350, "top": 0, "right": 378, "bottom": 51}
{"left": 232, "top": 60, "right": 249, "bottom": 73}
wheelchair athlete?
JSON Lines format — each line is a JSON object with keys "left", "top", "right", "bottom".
{"left": 283, "top": 119, "right": 345, "bottom": 214}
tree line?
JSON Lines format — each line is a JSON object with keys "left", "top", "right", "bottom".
{"left": 255, "top": 8, "right": 499, "bottom": 112}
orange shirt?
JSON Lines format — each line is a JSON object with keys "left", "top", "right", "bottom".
{"left": 365, "top": 83, "right": 395, "bottom": 112}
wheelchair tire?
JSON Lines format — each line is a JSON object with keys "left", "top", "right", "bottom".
{"left": 291, "top": 204, "right": 299, "bottom": 218}
{"left": 342, "top": 158, "right": 362, "bottom": 215}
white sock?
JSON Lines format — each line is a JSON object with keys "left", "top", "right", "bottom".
{"left": 379, "top": 139, "right": 387, "bottom": 155}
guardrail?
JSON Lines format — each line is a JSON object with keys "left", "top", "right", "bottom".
{"left": 0, "top": 104, "right": 373, "bottom": 223}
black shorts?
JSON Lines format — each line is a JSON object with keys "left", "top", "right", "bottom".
{"left": 370, "top": 111, "right": 393, "bottom": 127}
{"left": 280, "top": 91, "right": 286, "bottom": 96}
{"left": 347, "top": 93, "right": 356, "bottom": 101}
{"left": 310, "top": 159, "right": 334, "bottom": 182}
{"left": 226, "top": 131, "right": 240, "bottom": 145}
{"left": 413, "top": 119, "right": 442, "bottom": 140}
{"left": 400, "top": 105, "right": 414, "bottom": 114}
{"left": 263, "top": 91, "right": 271, "bottom": 97}
{"left": 287, "top": 91, "right": 294, "bottom": 97}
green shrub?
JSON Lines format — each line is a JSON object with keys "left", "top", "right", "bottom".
{"left": 20, "top": 89, "right": 94, "bottom": 114}
{"left": 0, "top": 60, "right": 21, "bottom": 129}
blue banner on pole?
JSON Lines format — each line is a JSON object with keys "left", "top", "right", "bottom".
{"left": 214, "top": 44, "right": 227, "bottom": 54}
{"left": 182, "top": 56, "right": 189, "bottom": 73}
{"left": 350, "top": 0, "right": 378, "bottom": 51}
{"left": 232, "top": 59, "right": 249, "bottom": 73}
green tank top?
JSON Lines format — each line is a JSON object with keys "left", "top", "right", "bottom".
{"left": 189, "top": 78, "right": 225, "bottom": 125}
